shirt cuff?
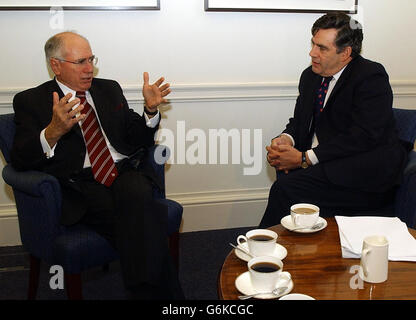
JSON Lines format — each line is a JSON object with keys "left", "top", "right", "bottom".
{"left": 280, "top": 133, "right": 295, "bottom": 147}
{"left": 307, "top": 149, "right": 319, "bottom": 165}
{"left": 40, "top": 128, "right": 56, "bottom": 158}
{"left": 144, "top": 111, "right": 160, "bottom": 128}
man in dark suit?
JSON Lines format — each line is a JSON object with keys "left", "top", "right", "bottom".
{"left": 260, "top": 13, "right": 408, "bottom": 228}
{"left": 11, "top": 31, "right": 183, "bottom": 299}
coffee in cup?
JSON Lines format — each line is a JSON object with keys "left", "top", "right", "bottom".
{"left": 248, "top": 256, "right": 283, "bottom": 292}
{"left": 290, "top": 203, "right": 319, "bottom": 228}
{"left": 251, "top": 262, "right": 281, "bottom": 273}
{"left": 237, "top": 229, "right": 277, "bottom": 256}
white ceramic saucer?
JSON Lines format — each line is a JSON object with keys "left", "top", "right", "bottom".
{"left": 235, "top": 242, "right": 287, "bottom": 262}
{"left": 235, "top": 271, "right": 293, "bottom": 299}
{"left": 281, "top": 215, "right": 327, "bottom": 233}
{"left": 279, "top": 293, "right": 315, "bottom": 300}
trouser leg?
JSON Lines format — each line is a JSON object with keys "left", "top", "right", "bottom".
{"left": 111, "top": 169, "right": 184, "bottom": 299}
{"left": 75, "top": 167, "right": 183, "bottom": 299}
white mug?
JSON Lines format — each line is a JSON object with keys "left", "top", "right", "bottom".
{"left": 248, "top": 256, "right": 284, "bottom": 292}
{"left": 290, "top": 203, "right": 320, "bottom": 228}
{"left": 359, "top": 235, "right": 389, "bottom": 283}
{"left": 237, "top": 229, "right": 277, "bottom": 256}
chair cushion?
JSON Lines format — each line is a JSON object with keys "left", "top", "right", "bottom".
{"left": 53, "top": 224, "right": 118, "bottom": 274}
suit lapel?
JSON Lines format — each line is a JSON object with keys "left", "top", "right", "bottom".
{"left": 88, "top": 81, "right": 111, "bottom": 135}
{"left": 323, "top": 56, "right": 359, "bottom": 109}
{"left": 305, "top": 73, "right": 322, "bottom": 132}
{"left": 46, "top": 79, "right": 63, "bottom": 107}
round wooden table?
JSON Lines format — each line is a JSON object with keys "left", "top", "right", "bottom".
{"left": 218, "top": 218, "right": 416, "bottom": 300}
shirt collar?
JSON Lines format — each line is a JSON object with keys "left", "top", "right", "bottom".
{"left": 55, "top": 78, "right": 76, "bottom": 97}
{"left": 55, "top": 78, "right": 90, "bottom": 99}
{"left": 331, "top": 65, "right": 347, "bottom": 82}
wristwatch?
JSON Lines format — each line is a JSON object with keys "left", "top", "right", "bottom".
{"left": 301, "top": 151, "right": 309, "bottom": 169}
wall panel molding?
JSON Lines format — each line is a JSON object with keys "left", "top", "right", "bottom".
{"left": 2, "top": 80, "right": 416, "bottom": 109}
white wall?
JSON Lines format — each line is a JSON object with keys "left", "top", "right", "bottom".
{"left": 1, "top": 0, "right": 416, "bottom": 245}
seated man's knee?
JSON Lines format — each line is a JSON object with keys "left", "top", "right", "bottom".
{"left": 274, "top": 171, "right": 294, "bottom": 190}
{"left": 114, "top": 171, "right": 153, "bottom": 203}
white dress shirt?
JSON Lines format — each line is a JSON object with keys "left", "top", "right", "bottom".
{"left": 40, "top": 79, "right": 160, "bottom": 168}
{"left": 282, "top": 65, "right": 347, "bottom": 165}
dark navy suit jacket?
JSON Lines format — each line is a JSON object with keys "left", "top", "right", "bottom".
{"left": 283, "top": 56, "right": 407, "bottom": 192}
{"left": 11, "top": 78, "right": 159, "bottom": 224}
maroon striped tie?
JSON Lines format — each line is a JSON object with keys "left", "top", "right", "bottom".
{"left": 76, "top": 91, "right": 118, "bottom": 187}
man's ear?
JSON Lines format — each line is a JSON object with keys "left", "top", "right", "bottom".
{"left": 341, "top": 46, "right": 353, "bottom": 61}
{"left": 49, "top": 58, "right": 61, "bottom": 76}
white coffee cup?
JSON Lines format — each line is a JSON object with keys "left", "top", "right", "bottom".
{"left": 290, "top": 203, "right": 320, "bottom": 228}
{"left": 359, "top": 235, "right": 389, "bottom": 283}
{"left": 237, "top": 229, "right": 277, "bottom": 256}
{"left": 248, "top": 256, "right": 283, "bottom": 292}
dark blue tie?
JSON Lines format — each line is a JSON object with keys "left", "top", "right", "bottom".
{"left": 309, "top": 76, "right": 333, "bottom": 141}
{"left": 314, "top": 76, "right": 333, "bottom": 120}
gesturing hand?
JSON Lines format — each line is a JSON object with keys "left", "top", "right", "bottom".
{"left": 45, "top": 92, "right": 85, "bottom": 148}
{"left": 142, "top": 72, "right": 171, "bottom": 113}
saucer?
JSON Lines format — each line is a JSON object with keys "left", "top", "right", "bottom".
{"left": 235, "top": 271, "right": 293, "bottom": 299}
{"left": 279, "top": 293, "right": 315, "bottom": 300}
{"left": 281, "top": 216, "right": 327, "bottom": 233}
{"left": 235, "top": 242, "right": 287, "bottom": 262}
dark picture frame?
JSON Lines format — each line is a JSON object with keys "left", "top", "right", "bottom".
{"left": 205, "top": 0, "right": 358, "bottom": 13}
{"left": 0, "top": 0, "right": 160, "bottom": 10}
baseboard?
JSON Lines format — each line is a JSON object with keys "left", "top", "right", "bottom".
{"left": 179, "top": 199, "right": 267, "bottom": 233}
{"left": 168, "top": 188, "right": 269, "bottom": 232}
{"left": 0, "top": 205, "right": 21, "bottom": 246}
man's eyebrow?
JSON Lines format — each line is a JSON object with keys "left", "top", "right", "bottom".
{"left": 311, "top": 39, "right": 329, "bottom": 50}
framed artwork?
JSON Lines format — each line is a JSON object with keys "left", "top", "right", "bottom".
{"left": 0, "top": 0, "right": 160, "bottom": 10}
{"left": 205, "top": 0, "right": 358, "bottom": 13}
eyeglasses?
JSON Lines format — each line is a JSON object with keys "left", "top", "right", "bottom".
{"left": 53, "top": 55, "right": 98, "bottom": 66}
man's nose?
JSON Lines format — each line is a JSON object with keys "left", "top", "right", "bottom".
{"left": 309, "top": 46, "right": 316, "bottom": 58}
{"left": 83, "top": 62, "right": 94, "bottom": 73}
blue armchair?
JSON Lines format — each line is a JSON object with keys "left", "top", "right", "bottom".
{"left": 393, "top": 108, "right": 416, "bottom": 228}
{"left": 0, "top": 113, "right": 183, "bottom": 300}
{"left": 329, "top": 108, "right": 416, "bottom": 227}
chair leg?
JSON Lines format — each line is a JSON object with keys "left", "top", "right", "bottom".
{"left": 64, "top": 273, "right": 83, "bottom": 300}
{"left": 169, "top": 232, "right": 180, "bottom": 271}
{"left": 27, "top": 254, "right": 40, "bottom": 300}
